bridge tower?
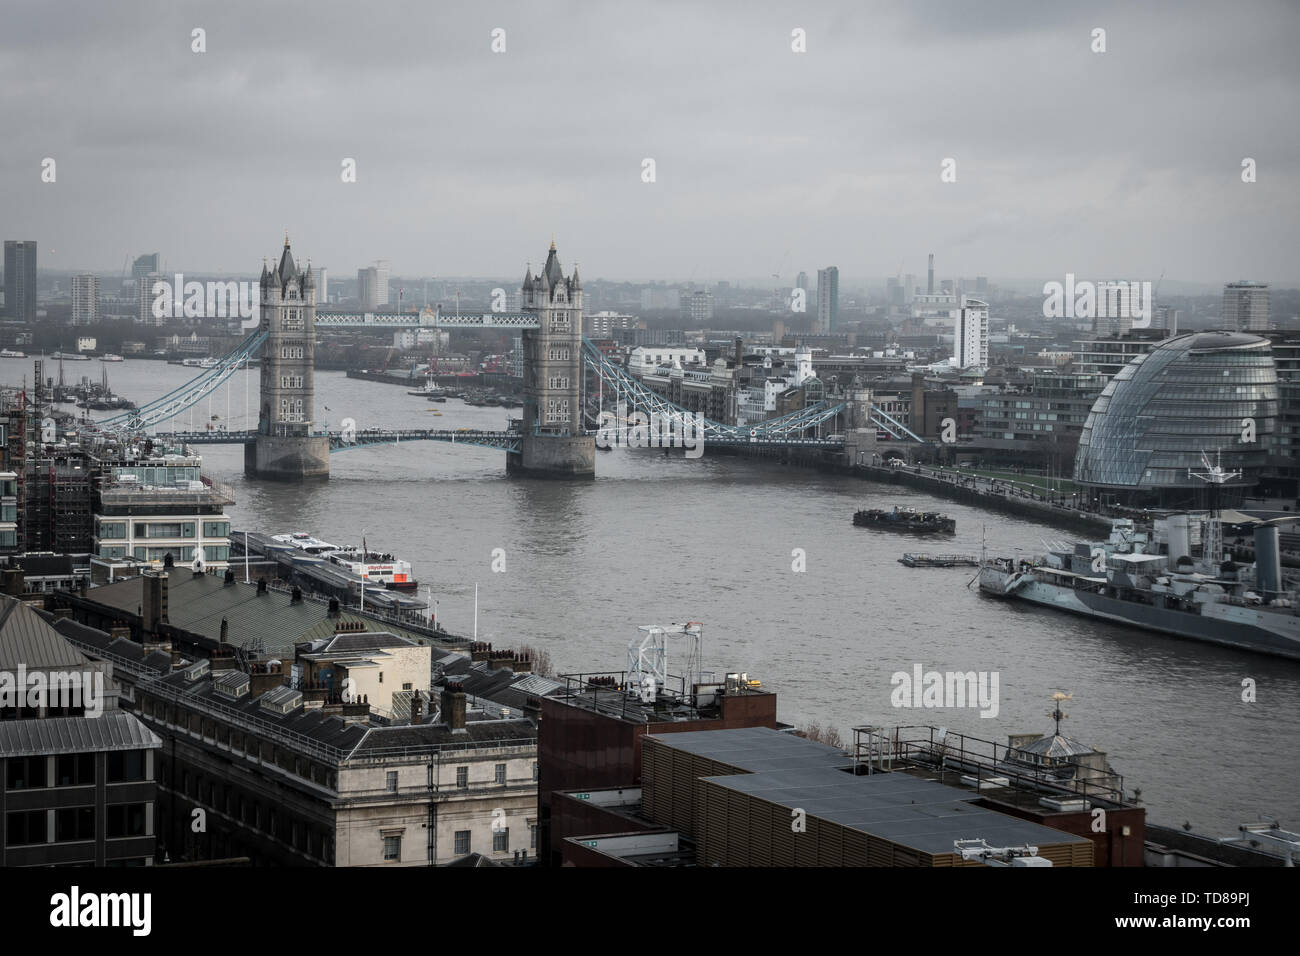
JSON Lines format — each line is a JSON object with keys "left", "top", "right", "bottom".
{"left": 508, "top": 241, "right": 595, "bottom": 478}
{"left": 245, "top": 235, "right": 330, "bottom": 480}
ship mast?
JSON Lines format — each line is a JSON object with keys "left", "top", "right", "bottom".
{"left": 1188, "top": 449, "right": 1241, "bottom": 575}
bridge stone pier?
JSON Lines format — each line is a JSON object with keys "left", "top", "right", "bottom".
{"left": 506, "top": 242, "right": 595, "bottom": 479}
{"left": 245, "top": 236, "right": 330, "bottom": 480}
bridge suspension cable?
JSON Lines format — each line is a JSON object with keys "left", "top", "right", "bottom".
{"left": 580, "top": 337, "right": 846, "bottom": 445}
{"left": 98, "top": 330, "right": 268, "bottom": 432}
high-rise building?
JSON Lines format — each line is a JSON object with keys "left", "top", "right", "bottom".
{"left": 319, "top": 267, "right": 328, "bottom": 304}
{"left": 795, "top": 271, "right": 809, "bottom": 292}
{"left": 682, "top": 290, "right": 714, "bottom": 324}
{"left": 138, "top": 273, "right": 165, "bottom": 325}
{"left": 953, "top": 297, "right": 989, "bottom": 368}
{"left": 1154, "top": 305, "right": 1179, "bottom": 332}
{"left": 358, "top": 263, "right": 389, "bottom": 309}
{"left": 71, "top": 274, "right": 99, "bottom": 326}
{"left": 927, "top": 253, "right": 934, "bottom": 295}
{"left": 131, "top": 253, "right": 160, "bottom": 280}
{"left": 816, "top": 266, "right": 839, "bottom": 332}
{"left": 1223, "top": 281, "right": 1270, "bottom": 332}
{"left": 3, "top": 240, "right": 38, "bottom": 322}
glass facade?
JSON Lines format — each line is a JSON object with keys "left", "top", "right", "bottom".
{"left": 1074, "top": 332, "right": 1278, "bottom": 499}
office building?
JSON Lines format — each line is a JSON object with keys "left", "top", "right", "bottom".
{"left": 817, "top": 266, "right": 839, "bottom": 332}
{"left": 0, "top": 596, "right": 162, "bottom": 866}
{"left": 131, "top": 254, "right": 160, "bottom": 281}
{"left": 1223, "top": 281, "right": 1270, "bottom": 332}
{"left": 3, "top": 241, "right": 38, "bottom": 322}
{"left": 71, "top": 274, "right": 99, "bottom": 326}
{"left": 1074, "top": 331, "right": 1278, "bottom": 505}
{"left": 585, "top": 311, "right": 636, "bottom": 337}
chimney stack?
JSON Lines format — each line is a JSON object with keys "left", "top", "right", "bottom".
{"left": 410, "top": 690, "right": 423, "bottom": 725}
{"left": 219, "top": 617, "right": 229, "bottom": 646}
{"left": 441, "top": 682, "right": 467, "bottom": 730}
{"left": 142, "top": 570, "right": 169, "bottom": 637}
{"left": 327, "top": 597, "right": 340, "bottom": 618}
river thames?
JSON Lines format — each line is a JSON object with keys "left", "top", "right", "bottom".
{"left": 12, "top": 355, "right": 1300, "bottom": 837}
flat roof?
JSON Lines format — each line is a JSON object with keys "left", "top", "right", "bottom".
{"left": 701, "top": 767, "right": 1091, "bottom": 856}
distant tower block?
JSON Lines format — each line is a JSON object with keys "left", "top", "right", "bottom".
{"left": 245, "top": 235, "right": 330, "bottom": 480}
{"left": 508, "top": 240, "right": 595, "bottom": 478}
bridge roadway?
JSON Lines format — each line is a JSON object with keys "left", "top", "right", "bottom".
{"left": 151, "top": 428, "right": 847, "bottom": 452}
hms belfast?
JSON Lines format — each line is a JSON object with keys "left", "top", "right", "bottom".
{"left": 979, "top": 514, "right": 1300, "bottom": 660}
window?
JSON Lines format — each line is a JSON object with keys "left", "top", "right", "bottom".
{"left": 386, "top": 771, "right": 398, "bottom": 793}
{"left": 55, "top": 806, "right": 95, "bottom": 842}
{"left": 383, "top": 835, "right": 401, "bottom": 862}
{"left": 455, "top": 766, "right": 468, "bottom": 789}
{"left": 532, "top": 762, "right": 539, "bottom": 782}
{"left": 378, "top": 672, "right": 383, "bottom": 684}
{"left": 6, "top": 810, "right": 46, "bottom": 846}
{"left": 495, "top": 763, "right": 506, "bottom": 785}
{"left": 493, "top": 828, "right": 509, "bottom": 853}
{"left": 56, "top": 753, "right": 95, "bottom": 787}
{"left": 106, "top": 750, "right": 146, "bottom": 783}
{"left": 402, "top": 682, "right": 412, "bottom": 691}
{"left": 454, "top": 830, "right": 470, "bottom": 855}
{"left": 7, "top": 756, "right": 46, "bottom": 790}
{"left": 105, "top": 803, "right": 147, "bottom": 839}
{"left": 530, "top": 824, "right": 538, "bottom": 849}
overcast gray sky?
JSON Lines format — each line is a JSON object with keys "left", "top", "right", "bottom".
{"left": 3, "top": 0, "right": 1297, "bottom": 286}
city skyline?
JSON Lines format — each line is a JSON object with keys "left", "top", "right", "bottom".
{"left": 1, "top": 0, "right": 1298, "bottom": 283}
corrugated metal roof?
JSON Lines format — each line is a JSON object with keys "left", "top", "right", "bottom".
{"left": 0, "top": 597, "right": 90, "bottom": 670}
{"left": 0, "top": 711, "right": 161, "bottom": 757}
{"left": 512, "top": 673, "right": 564, "bottom": 697}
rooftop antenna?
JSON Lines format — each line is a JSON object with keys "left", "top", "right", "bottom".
{"left": 1049, "top": 691, "right": 1073, "bottom": 737}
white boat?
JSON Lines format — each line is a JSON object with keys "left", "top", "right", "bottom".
{"left": 324, "top": 548, "right": 417, "bottom": 589}
{"left": 51, "top": 351, "right": 90, "bottom": 361}
{"left": 99, "top": 353, "right": 124, "bottom": 362}
{"left": 271, "top": 531, "right": 340, "bottom": 555}
{"left": 270, "top": 531, "right": 417, "bottom": 588}
{"left": 407, "top": 380, "right": 447, "bottom": 398}
{"left": 0, "top": 349, "right": 25, "bottom": 358}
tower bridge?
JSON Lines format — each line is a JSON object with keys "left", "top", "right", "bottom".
{"left": 95, "top": 237, "right": 930, "bottom": 478}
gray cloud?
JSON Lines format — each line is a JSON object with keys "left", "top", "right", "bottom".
{"left": 2, "top": 0, "right": 1297, "bottom": 286}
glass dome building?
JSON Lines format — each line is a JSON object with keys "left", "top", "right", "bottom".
{"left": 1073, "top": 331, "right": 1278, "bottom": 506}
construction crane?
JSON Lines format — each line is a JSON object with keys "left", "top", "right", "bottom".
{"left": 771, "top": 249, "right": 791, "bottom": 280}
